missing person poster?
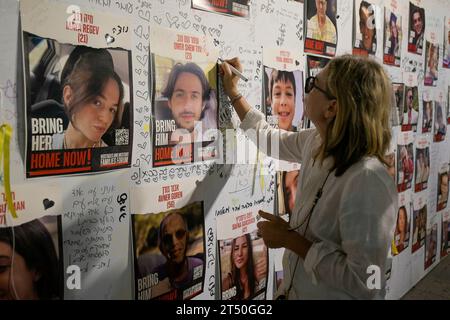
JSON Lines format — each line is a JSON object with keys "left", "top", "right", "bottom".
{"left": 434, "top": 90, "right": 447, "bottom": 142}
{"left": 401, "top": 73, "right": 419, "bottom": 132}
{"left": 21, "top": 0, "right": 133, "bottom": 178}
{"left": 447, "top": 86, "right": 450, "bottom": 124}
{"left": 263, "top": 48, "right": 303, "bottom": 132}
{"left": 0, "top": 181, "right": 62, "bottom": 228}
{"left": 383, "top": 2, "right": 402, "bottom": 67}
{"left": 414, "top": 137, "right": 429, "bottom": 192}
{"left": 131, "top": 178, "right": 212, "bottom": 300}
{"left": 396, "top": 132, "right": 414, "bottom": 192}
{"left": 392, "top": 192, "right": 411, "bottom": 256}
{"left": 0, "top": 216, "right": 63, "bottom": 300}
{"left": 217, "top": 209, "right": 268, "bottom": 300}
{"left": 352, "top": 0, "right": 382, "bottom": 57}
{"left": 444, "top": 17, "right": 450, "bottom": 68}
{"left": 424, "top": 217, "right": 438, "bottom": 269}
{"left": 150, "top": 26, "right": 219, "bottom": 167}
{"left": 424, "top": 40, "right": 439, "bottom": 87}
{"left": 421, "top": 90, "right": 433, "bottom": 133}
{"left": 411, "top": 195, "right": 427, "bottom": 254}
{"left": 305, "top": 0, "right": 338, "bottom": 57}
{"left": 441, "top": 210, "right": 450, "bottom": 258}
{"left": 437, "top": 163, "right": 449, "bottom": 212}
{"left": 306, "top": 54, "right": 330, "bottom": 77}
{"left": 407, "top": 1, "right": 425, "bottom": 55}
{"left": 133, "top": 201, "right": 205, "bottom": 300}
{"left": 393, "top": 83, "right": 404, "bottom": 127}
{"left": 192, "top": 0, "right": 250, "bottom": 18}
{"left": 276, "top": 169, "right": 300, "bottom": 217}
{"left": 263, "top": 48, "right": 303, "bottom": 172}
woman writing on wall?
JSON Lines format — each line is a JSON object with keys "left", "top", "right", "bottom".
{"left": 0, "top": 219, "right": 60, "bottom": 300}
{"left": 52, "top": 49, "right": 125, "bottom": 149}
{"left": 220, "top": 55, "right": 397, "bottom": 299}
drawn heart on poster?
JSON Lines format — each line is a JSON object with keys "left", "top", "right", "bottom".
{"left": 134, "top": 25, "right": 143, "bottom": 38}
{"left": 144, "top": 106, "right": 150, "bottom": 112}
{"left": 140, "top": 154, "right": 151, "bottom": 164}
{"left": 133, "top": 159, "right": 141, "bottom": 168}
{"left": 194, "top": 15, "right": 201, "bottom": 23}
{"left": 138, "top": 9, "right": 151, "bottom": 22}
{"left": 193, "top": 23, "right": 200, "bottom": 32}
{"left": 295, "top": 60, "right": 300, "bottom": 66}
{"left": 135, "top": 120, "right": 143, "bottom": 127}
{"left": 135, "top": 68, "right": 142, "bottom": 75}
{"left": 143, "top": 70, "right": 148, "bottom": 77}
{"left": 105, "top": 34, "right": 115, "bottom": 45}
{"left": 43, "top": 198, "right": 55, "bottom": 210}
{"left": 137, "top": 55, "right": 148, "bottom": 67}
{"left": 140, "top": 131, "right": 149, "bottom": 139}
{"left": 207, "top": 27, "right": 216, "bottom": 37}
{"left": 136, "top": 42, "right": 143, "bottom": 51}
{"left": 153, "top": 16, "right": 163, "bottom": 25}
{"left": 136, "top": 107, "right": 143, "bottom": 114}
{"left": 144, "top": 116, "right": 150, "bottom": 122}
{"left": 136, "top": 90, "right": 149, "bottom": 101}
{"left": 138, "top": 142, "right": 147, "bottom": 149}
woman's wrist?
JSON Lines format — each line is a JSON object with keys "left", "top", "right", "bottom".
{"left": 230, "top": 92, "right": 243, "bottom": 105}
{"left": 228, "top": 88, "right": 240, "bottom": 99}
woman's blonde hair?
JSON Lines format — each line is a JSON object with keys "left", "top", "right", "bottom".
{"left": 319, "top": 54, "right": 392, "bottom": 176}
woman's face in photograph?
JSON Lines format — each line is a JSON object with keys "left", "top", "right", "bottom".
{"left": 272, "top": 79, "right": 295, "bottom": 130}
{"left": 0, "top": 242, "right": 39, "bottom": 300}
{"left": 71, "top": 78, "right": 119, "bottom": 143}
{"left": 233, "top": 235, "right": 249, "bottom": 270}
{"left": 412, "top": 11, "right": 423, "bottom": 36}
{"left": 398, "top": 209, "right": 407, "bottom": 234}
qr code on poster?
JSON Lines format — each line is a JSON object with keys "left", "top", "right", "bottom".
{"left": 115, "top": 129, "right": 129, "bottom": 145}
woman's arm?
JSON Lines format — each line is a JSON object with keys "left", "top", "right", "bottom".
{"left": 220, "top": 58, "right": 313, "bottom": 163}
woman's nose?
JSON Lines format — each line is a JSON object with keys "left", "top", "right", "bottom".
{"left": 97, "top": 107, "right": 111, "bottom": 121}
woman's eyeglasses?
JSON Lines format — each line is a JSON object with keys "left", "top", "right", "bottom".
{"left": 162, "top": 229, "right": 187, "bottom": 246}
{"left": 305, "top": 76, "right": 336, "bottom": 100}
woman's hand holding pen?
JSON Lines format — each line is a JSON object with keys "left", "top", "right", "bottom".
{"left": 219, "top": 57, "right": 251, "bottom": 121}
{"left": 219, "top": 57, "right": 242, "bottom": 98}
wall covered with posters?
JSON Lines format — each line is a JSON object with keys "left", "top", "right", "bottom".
{"left": 0, "top": 0, "right": 449, "bottom": 300}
